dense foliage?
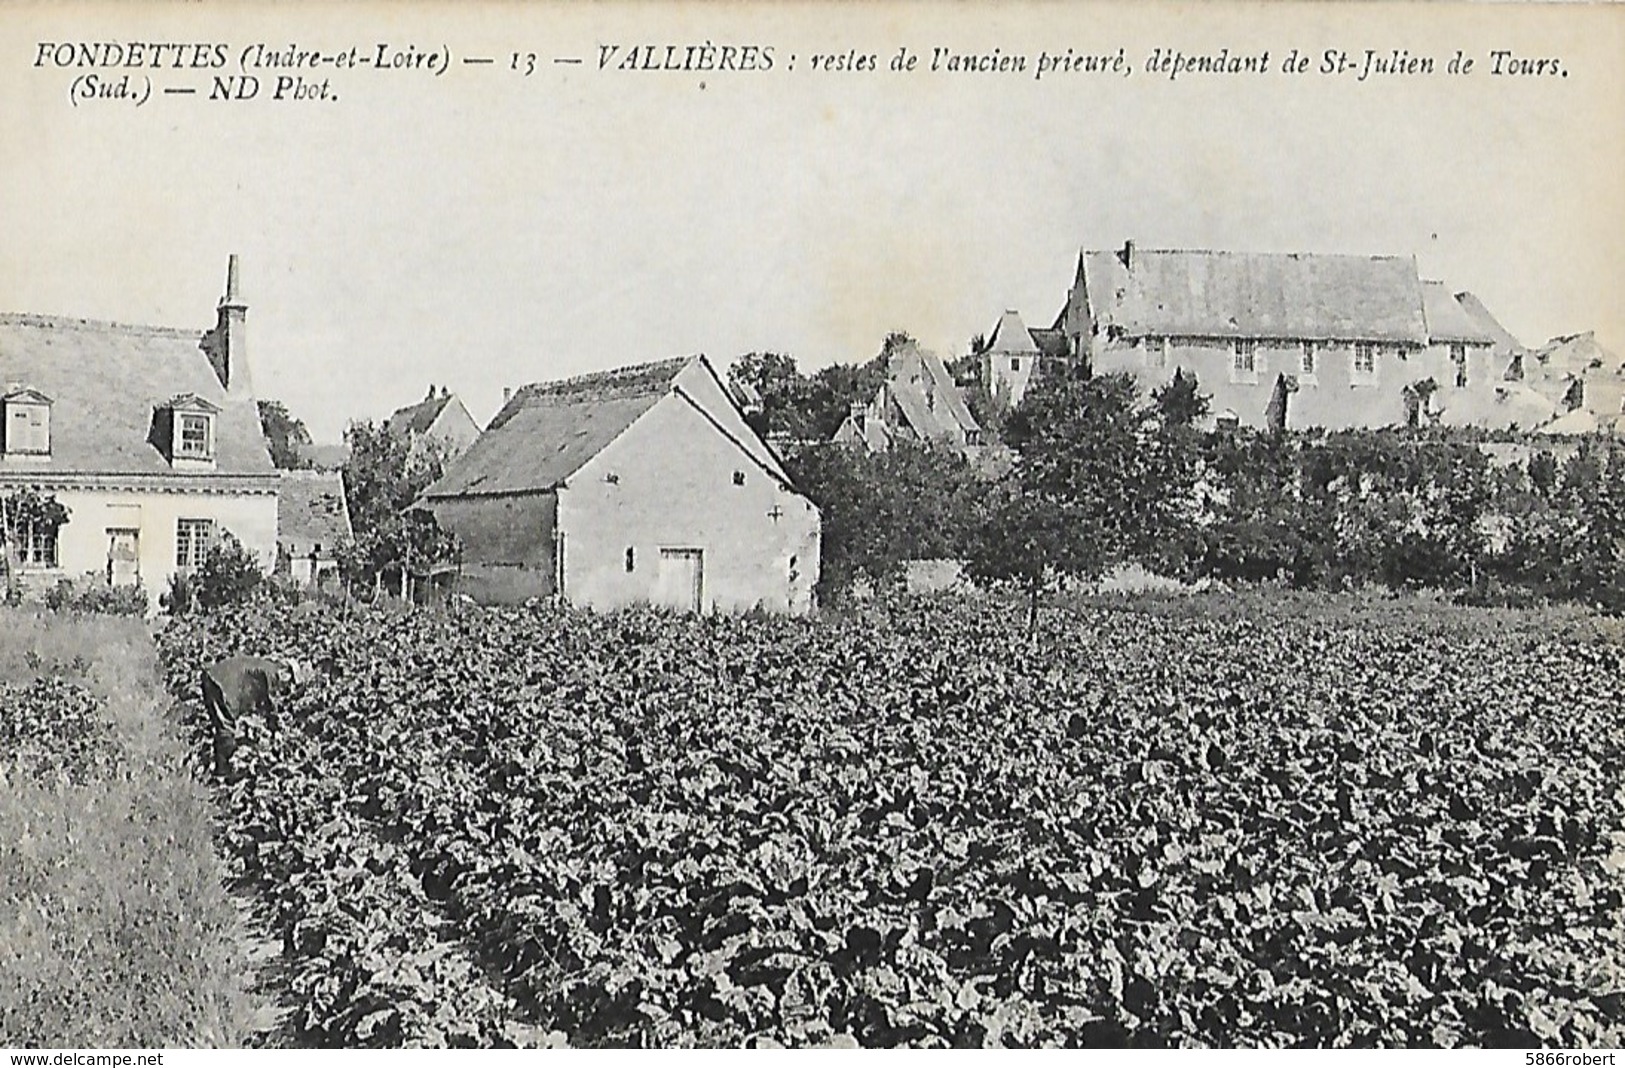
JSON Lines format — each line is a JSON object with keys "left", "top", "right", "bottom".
{"left": 0, "top": 675, "right": 114, "bottom": 780}
{"left": 1168, "top": 431, "right": 1625, "bottom": 610}
{"left": 159, "top": 597, "right": 1625, "bottom": 1047}
{"left": 259, "top": 400, "right": 315, "bottom": 470}
{"left": 42, "top": 572, "right": 148, "bottom": 616}
{"left": 729, "top": 335, "right": 912, "bottom": 443}
{"left": 779, "top": 358, "right": 1625, "bottom": 613}
{"left": 338, "top": 420, "right": 458, "bottom": 596}
{"left": 786, "top": 442, "right": 982, "bottom": 600}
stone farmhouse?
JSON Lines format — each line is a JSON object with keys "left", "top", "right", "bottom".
{"left": 276, "top": 469, "right": 352, "bottom": 588}
{"left": 420, "top": 355, "right": 820, "bottom": 615}
{"left": 987, "top": 241, "right": 1574, "bottom": 433}
{"left": 833, "top": 340, "right": 983, "bottom": 453}
{"left": 386, "top": 384, "right": 482, "bottom": 460}
{"left": 0, "top": 257, "right": 278, "bottom": 607}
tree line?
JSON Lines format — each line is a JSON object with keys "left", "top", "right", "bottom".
{"left": 772, "top": 363, "right": 1625, "bottom": 618}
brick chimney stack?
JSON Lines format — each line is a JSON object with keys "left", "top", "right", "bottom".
{"left": 208, "top": 254, "right": 251, "bottom": 394}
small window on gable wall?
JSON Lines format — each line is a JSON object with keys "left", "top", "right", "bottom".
{"left": 733, "top": 471, "right": 746, "bottom": 486}
{"left": 1010, "top": 357, "right": 1021, "bottom": 372}
{"left": 1301, "top": 342, "right": 1317, "bottom": 376}
{"left": 625, "top": 547, "right": 635, "bottom": 573}
{"left": 1451, "top": 344, "right": 1468, "bottom": 388}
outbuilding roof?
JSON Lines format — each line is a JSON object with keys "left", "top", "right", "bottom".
{"left": 1452, "top": 291, "right": 1524, "bottom": 354}
{"left": 0, "top": 313, "right": 274, "bottom": 480}
{"left": 885, "top": 342, "right": 980, "bottom": 442}
{"left": 422, "top": 355, "right": 783, "bottom": 499}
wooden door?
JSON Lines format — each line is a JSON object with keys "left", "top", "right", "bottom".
{"left": 654, "top": 548, "right": 703, "bottom": 613}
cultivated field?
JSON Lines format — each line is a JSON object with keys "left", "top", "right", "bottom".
{"left": 155, "top": 594, "right": 1625, "bottom": 1048}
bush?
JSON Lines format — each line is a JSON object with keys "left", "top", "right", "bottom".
{"left": 195, "top": 531, "right": 265, "bottom": 611}
{"left": 42, "top": 572, "right": 148, "bottom": 617}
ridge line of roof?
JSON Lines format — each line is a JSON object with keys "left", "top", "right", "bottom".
{"left": 1085, "top": 246, "right": 1417, "bottom": 263}
{"left": 513, "top": 355, "right": 692, "bottom": 397}
{"left": 0, "top": 312, "right": 205, "bottom": 340}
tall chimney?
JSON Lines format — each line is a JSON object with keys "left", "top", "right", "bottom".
{"left": 210, "top": 254, "right": 250, "bottom": 394}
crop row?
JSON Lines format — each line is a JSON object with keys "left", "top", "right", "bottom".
{"left": 159, "top": 598, "right": 1625, "bottom": 1047}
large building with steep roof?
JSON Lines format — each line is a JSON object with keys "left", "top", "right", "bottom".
{"left": 996, "top": 241, "right": 1550, "bottom": 431}
{"left": 420, "top": 355, "right": 820, "bottom": 614}
{"left": 0, "top": 257, "right": 278, "bottom": 606}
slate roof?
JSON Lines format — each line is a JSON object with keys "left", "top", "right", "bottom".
{"left": 277, "top": 470, "right": 353, "bottom": 555}
{"left": 0, "top": 313, "right": 274, "bottom": 480}
{"left": 1079, "top": 246, "right": 1430, "bottom": 344}
{"left": 1420, "top": 281, "right": 1498, "bottom": 345}
{"left": 988, "top": 310, "right": 1039, "bottom": 354}
{"left": 422, "top": 358, "right": 689, "bottom": 498}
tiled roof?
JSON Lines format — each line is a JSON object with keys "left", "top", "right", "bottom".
{"left": 277, "top": 470, "right": 352, "bottom": 554}
{"left": 0, "top": 313, "right": 273, "bottom": 480}
{"left": 423, "top": 358, "right": 689, "bottom": 498}
{"left": 386, "top": 392, "right": 452, "bottom": 437}
{"left": 1080, "top": 246, "right": 1430, "bottom": 344}
{"left": 1531, "top": 332, "right": 1622, "bottom": 379}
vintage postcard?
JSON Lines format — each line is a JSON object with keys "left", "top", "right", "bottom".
{"left": 1, "top": 0, "right": 1622, "bottom": 1053}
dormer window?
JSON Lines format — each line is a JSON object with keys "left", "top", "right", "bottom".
{"left": 178, "top": 413, "right": 213, "bottom": 457}
{"left": 159, "top": 393, "right": 221, "bottom": 466}
{"left": 2, "top": 387, "right": 53, "bottom": 457}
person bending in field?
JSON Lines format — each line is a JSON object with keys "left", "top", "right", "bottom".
{"left": 199, "top": 655, "right": 308, "bottom": 778}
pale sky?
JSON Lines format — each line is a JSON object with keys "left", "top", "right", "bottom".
{"left": 2, "top": 1, "right": 1621, "bottom": 440}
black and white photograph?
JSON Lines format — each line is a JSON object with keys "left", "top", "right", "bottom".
{"left": 0, "top": 0, "right": 1622, "bottom": 1052}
